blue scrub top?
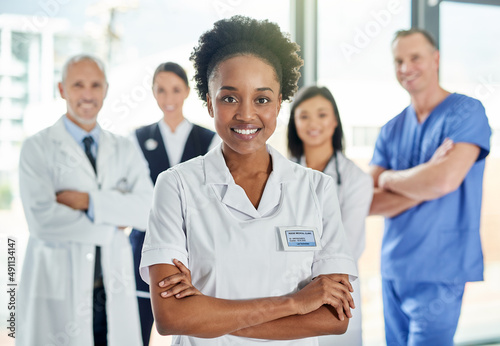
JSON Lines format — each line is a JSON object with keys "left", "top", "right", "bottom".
{"left": 371, "top": 93, "right": 491, "bottom": 284}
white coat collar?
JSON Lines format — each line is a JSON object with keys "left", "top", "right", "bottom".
{"left": 204, "top": 143, "right": 297, "bottom": 185}
{"left": 203, "top": 143, "right": 297, "bottom": 218}
{"left": 48, "top": 116, "right": 117, "bottom": 177}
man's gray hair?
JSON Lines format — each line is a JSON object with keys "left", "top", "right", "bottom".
{"left": 393, "top": 28, "right": 438, "bottom": 50}
{"left": 61, "top": 54, "right": 108, "bottom": 83}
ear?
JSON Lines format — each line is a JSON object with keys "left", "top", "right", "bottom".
{"left": 206, "top": 93, "right": 214, "bottom": 118}
{"left": 433, "top": 49, "right": 440, "bottom": 70}
{"left": 185, "top": 86, "right": 191, "bottom": 100}
{"left": 58, "top": 82, "right": 66, "bottom": 99}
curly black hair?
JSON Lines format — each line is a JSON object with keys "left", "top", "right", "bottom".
{"left": 190, "top": 16, "right": 303, "bottom": 103}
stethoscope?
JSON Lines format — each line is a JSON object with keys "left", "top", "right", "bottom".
{"left": 323, "top": 151, "right": 342, "bottom": 186}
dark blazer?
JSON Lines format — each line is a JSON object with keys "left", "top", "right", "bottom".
{"left": 135, "top": 121, "right": 215, "bottom": 184}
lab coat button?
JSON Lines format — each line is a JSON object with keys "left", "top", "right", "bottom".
{"left": 86, "top": 253, "right": 94, "bottom": 261}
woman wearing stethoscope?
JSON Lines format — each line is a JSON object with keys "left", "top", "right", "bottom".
{"left": 131, "top": 62, "right": 219, "bottom": 346}
{"left": 288, "top": 86, "right": 373, "bottom": 346}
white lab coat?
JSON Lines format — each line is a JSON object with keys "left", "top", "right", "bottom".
{"left": 141, "top": 144, "right": 358, "bottom": 346}
{"left": 17, "top": 116, "right": 153, "bottom": 346}
{"left": 299, "top": 153, "right": 373, "bottom": 346}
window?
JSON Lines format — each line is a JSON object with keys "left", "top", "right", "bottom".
{"left": 317, "top": 0, "right": 411, "bottom": 159}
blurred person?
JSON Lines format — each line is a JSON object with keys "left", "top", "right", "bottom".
{"left": 288, "top": 85, "right": 373, "bottom": 346}
{"left": 17, "top": 54, "right": 153, "bottom": 346}
{"left": 369, "top": 28, "right": 491, "bottom": 345}
{"left": 130, "top": 61, "right": 218, "bottom": 345}
{"left": 139, "top": 16, "right": 358, "bottom": 345}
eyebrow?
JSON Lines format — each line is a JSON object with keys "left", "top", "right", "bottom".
{"left": 219, "top": 86, "right": 274, "bottom": 94}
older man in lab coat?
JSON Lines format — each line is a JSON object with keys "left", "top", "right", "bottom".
{"left": 17, "top": 54, "right": 153, "bottom": 345}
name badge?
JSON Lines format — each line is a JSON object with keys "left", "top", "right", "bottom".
{"left": 278, "top": 226, "right": 322, "bottom": 251}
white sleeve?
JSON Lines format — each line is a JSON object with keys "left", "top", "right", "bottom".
{"left": 310, "top": 173, "right": 358, "bottom": 282}
{"left": 139, "top": 169, "right": 188, "bottom": 285}
{"left": 19, "top": 136, "right": 113, "bottom": 244}
{"left": 90, "top": 138, "right": 154, "bottom": 230}
{"left": 339, "top": 163, "right": 373, "bottom": 261}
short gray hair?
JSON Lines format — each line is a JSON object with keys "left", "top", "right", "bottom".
{"left": 393, "top": 28, "right": 437, "bottom": 50}
{"left": 61, "top": 54, "right": 108, "bottom": 83}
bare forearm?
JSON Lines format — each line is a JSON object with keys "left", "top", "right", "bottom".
{"left": 231, "top": 305, "right": 347, "bottom": 340}
{"left": 151, "top": 265, "right": 353, "bottom": 339}
{"left": 369, "top": 188, "right": 421, "bottom": 218}
{"left": 379, "top": 143, "right": 480, "bottom": 201}
{"left": 153, "top": 294, "right": 297, "bottom": 338}
{"left": 56, "top": 191, "right": 89, "bottom": 210}
{"left": 379, "top": 165, "right": 445, "bottom": 200}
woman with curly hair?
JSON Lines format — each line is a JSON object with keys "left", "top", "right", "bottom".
{"left": 139, "top": 16, "right": 358, "bottom": 345}
{"left": 288, "top": 86, "right": 373, "bottom": 346}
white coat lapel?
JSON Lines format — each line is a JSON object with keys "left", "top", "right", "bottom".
{"left": 96, "top": 129, "right": 115, "bottom": 176}
{"left": 49, "top": 117, "right": 96, "bottom": 178}
{"left": 205, "top": 145, "right": 261, "bottom": 219}
{"left": 221, "top": 184, "right": 261, "bottom": 219}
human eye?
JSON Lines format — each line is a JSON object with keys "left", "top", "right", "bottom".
{"left": 319, "top": 113, "right": 327, "bottom": 118}
{"left": 256, "top": 97, "right": 270, "bottom": 104}
{"left": 174, "top": 87, "right": 181, "bottom": 93}
{"left": 222, "top": 96, "right": 237, "bottom": 103}
{"left": 73, "top": 82, "right": 83, "bottom": 88}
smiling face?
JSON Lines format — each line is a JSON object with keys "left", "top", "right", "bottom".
{"left": 206, "top": 55, "right": 282, "bottom": 157}
{"left": 58, "top": 59, "right": 108, "bottom": 131}
{"left": 294, "top": 95, "right": 337, "bottom": 151}
{"left": 153, "top": 71, "right": 190, "bottom": 122}
{"left": 392, "top": 33, "right": 440, "bottom": 95}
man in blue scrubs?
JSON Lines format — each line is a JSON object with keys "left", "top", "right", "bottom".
{"left": 369, "top": 28, "right": 491, "bottom": 345}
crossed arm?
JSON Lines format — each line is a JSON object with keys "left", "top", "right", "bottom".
{"left": 369, "top": 139, "right": 481, "bottom": 218}
{"left": 149, "top": 260, "right": 354, "bottom": 339}
{"left": 55, "top": 140, "right": 153, "bottom": 229}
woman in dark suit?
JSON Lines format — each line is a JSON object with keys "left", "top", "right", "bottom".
{"left": 130, "top": 62, "right": 218, "bottom": 345}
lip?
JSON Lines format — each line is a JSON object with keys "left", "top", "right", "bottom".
{"left": 79, "top": 103, "right": 96, "bottom": 110}
{"left": 78, "top": 101, "right": 96, "bottom": 106}
{"left": 401, "top": 73, "right": 419, "bottom": 83}
{"left": 231, "top": 125, "right": 262, "bottom": 140}
{"left": 306, "top": 129, "right": 321, "bottom": 137}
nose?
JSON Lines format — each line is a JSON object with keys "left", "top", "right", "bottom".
{"left": 164, "top": 92, "right": 175, "bottom": 103}
{"left": 81, "top": 87, "right": 94, "bottom": 100}
{"left": 399, "top": 61, "right": 410, "bottom": 74}
{"left": 235, "top": 99, "right": 256, "bottom": 121}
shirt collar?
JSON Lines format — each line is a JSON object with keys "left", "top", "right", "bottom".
{"left": 63, "top": 114, "right": 101, "bottom": 146}
{"left": 204, "top": 143, "right": 297, "bottom": 185}
{"left": 158, "top": 118, "right": 191, "bottom": 136}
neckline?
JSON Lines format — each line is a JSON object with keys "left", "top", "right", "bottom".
{"left": 410, "top": 92, "right": 455, "bottom": 126}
